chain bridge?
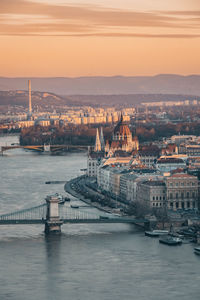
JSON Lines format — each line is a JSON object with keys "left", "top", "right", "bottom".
{"left": 0, "top": 195, "right": 148, "bottom": 234}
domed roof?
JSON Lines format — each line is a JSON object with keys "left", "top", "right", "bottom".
{"left": 114, "top": 114, "right": 131, "bottom": 136}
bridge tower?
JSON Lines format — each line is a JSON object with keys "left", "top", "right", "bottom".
{"left": 45, "top": 195, "right": 63, "bottom": 234}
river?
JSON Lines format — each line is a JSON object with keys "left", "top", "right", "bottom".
{"left": 0, "top": 135, "right": 200, "bottom": 300}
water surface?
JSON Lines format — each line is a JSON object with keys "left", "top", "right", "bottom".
{"left": 0, "top": 135, "right": 200, "bottom": 300}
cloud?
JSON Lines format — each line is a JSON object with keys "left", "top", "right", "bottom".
{"left": 0, "top": 0, "right": 200, "bottom": 37}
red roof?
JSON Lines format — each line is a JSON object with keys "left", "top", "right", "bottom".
{"left": 170, "top": 173, "right": 196, "bottom": 178}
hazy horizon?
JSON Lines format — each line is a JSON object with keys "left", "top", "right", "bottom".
{"left": 0, "top": 73, "right": 200, "bottom": 79}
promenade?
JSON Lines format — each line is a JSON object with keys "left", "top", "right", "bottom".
{"left": 64, "top": 175, "right": 117, "bottom": 214}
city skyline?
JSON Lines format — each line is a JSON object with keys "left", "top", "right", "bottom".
{"left": 0, "top": 0, "right": 200, "bottom": 77}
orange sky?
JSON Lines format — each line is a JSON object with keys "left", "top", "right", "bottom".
{"left": 0, "top": 0, "right": 200, "bottom": 77}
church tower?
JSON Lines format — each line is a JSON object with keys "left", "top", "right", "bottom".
{"left": 94, "top": 128, "right": 101, "bottom": 152}
{"left": 100, "top": 127, "right": 105, "bottom": 151}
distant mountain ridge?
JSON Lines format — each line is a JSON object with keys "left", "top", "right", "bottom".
{"left": 0, "top": 74, "right": 200, "bottom": 95}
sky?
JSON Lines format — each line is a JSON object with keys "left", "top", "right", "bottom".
{"left": 0, "top": 0, "right": 200, "bottom": 77}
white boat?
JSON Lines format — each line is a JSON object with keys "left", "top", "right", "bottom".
{"left": 194, "top": 247, "right": 200, "bottom": 256}
{"left": 153, "top": 230, "right": 169, "bottom": 235}
{"left": 159, "top": 236, "right": 182, "bottom": 246}
{"left": 145, "top": 230, "right": 168, "bottom": 237}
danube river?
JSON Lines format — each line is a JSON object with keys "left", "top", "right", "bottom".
{"left": 0, "top": 135, "right": 200, "bottom": 300}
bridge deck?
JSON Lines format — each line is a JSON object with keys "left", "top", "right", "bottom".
{"left": 0, "top": 218, "right": 146, "bottom": 225}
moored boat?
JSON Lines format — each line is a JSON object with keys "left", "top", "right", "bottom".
{"left": 159, "top": 236, "right": 182, "bottom": 246}
{"left": 70, "top": 205, "right": 79, "bottom": 209}
{"left": 145, "top": 230, "right": 168, "bottom": 237}
{"left": 145, "top": 231, "right": 160, "bottom": 237}
{"left": 194, "top": 247, "right": 200, "bottom": 255}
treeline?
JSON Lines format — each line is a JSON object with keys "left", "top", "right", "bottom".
{"left": 20, "top": 124, "right": 113, "bottom": 146}
{"left": 20, "top": 121, "right": 200, "bottom": 146}
{"left": 135, "top": 122, "right": 200, "bottom": 142}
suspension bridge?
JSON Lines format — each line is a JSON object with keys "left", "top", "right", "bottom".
{"left": 0, "top": 195, "right": 149, "bottom": 234}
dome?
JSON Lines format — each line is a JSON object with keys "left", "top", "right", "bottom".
{"left": 113, "top": 115, "right": 131, "bottom": 137}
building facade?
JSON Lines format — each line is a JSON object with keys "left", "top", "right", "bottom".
{"left": 165, "top": 173, "right": 198, "bottom": 210}
{"left": 137, "top": 181, "right": 166, "bottom": 208}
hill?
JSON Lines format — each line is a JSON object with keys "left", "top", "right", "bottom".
{"left": 0, "top": 90, "right": 72, "bottom": 107}
{"left": 0, "top": 74, "right": 200, "bottom": 96}
{"left": 0, "top": 91, "right": 199, "bottom": 108}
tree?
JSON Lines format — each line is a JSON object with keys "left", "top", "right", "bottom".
{"left": 153, "top": 207, "right": 169, "bottom": 229}
{"left": 127, "top": 200, "right": 151, "bottom": 218}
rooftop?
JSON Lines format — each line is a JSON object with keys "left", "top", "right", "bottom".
{"left": 170, "top": 173, "right": 197, "bottom": 178}
{"left": 141, "top": 180, "right": 165, "bottom": 186}
{"left": 157, "top": 158, "right": 184, "bottom": 164}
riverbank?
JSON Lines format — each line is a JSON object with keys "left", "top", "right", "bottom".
{"left": 64, "top": 175, "right": 115, "bottom": 214}
{"left": 64, "top": 175, "right": 200, "bottom": 242}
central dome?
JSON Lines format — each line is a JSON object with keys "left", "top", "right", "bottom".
{"left": 113, "top": 114, "right": 131, "bottom": 138}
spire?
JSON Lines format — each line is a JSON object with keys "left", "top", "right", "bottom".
{"left": 119, "top": 112, "right": 124, "bottom": 123}
{"left": 94, "top": 128, "right": 101, "bottom": 152}
{"left": 100, "top": 127, "right": 105, "bottom": 150}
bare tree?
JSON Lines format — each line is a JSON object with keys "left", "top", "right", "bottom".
{"left": 127, "top": 200, "right": 151, "bottom": 219}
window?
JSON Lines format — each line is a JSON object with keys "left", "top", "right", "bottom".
{"left": 187, "top": 201, "right": 190, "bottom": 208}
{"left": 192, "top": 192, "right": 195, "bottom": 198}
{"left": 187, "top": 192, "right": 190, "bottom": 198}
{"left": 170, "top": 202, "right": 173, "bottom": 208}
{"left": 176, "top": 202, "right": 179, "bottom": 208}
{"left": 181, "top": 202, "right": 185, "bottom": 209}
{"left": 163, "top": 196, "right": 165, "bottom": 200}
{"left": 176, "top": 193, "right": 179, "bottom": 199}
{"left": 170, "top": 193, "right": 173, "bottom": 199}
{"left": 156, "top": 196, "right": 158, "bottom": 200}
{"left": 153, "top": 196, "right": 155, "bottom": 200}
{"left": 181, "top": 192, "right": 184, "bottom": 199}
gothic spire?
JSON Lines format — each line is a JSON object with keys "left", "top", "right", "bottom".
{"left": 94, "top": 128, "right": 101, "bottom": 152}
{"left": 100, "top": 127, "right": 105, "bottom": 150}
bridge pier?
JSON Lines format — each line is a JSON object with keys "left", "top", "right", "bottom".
{"left": 45, "top": 195, "right": 63, "bottom": 234}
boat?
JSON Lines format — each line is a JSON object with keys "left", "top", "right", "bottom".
{"left": 70, "top": 205, "right": 79, "bottom": 209}
{"left": 153, "top": 230, "right": 169, "bottom": 235}
{"left": 194, "top": 247, "right": 200, "bottom": 256}
{"left": 145, "top": 230, "right": 168, "bottom": 237}
{"left": 159, "top": 236, "right": 182, "bottom": 246}
{"left": 145, "top": 231, "right": 160, "bottom": 237}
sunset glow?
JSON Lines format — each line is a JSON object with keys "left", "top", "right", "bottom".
{"left": 0, "top": 0, "right": 200, "bottom": 76}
